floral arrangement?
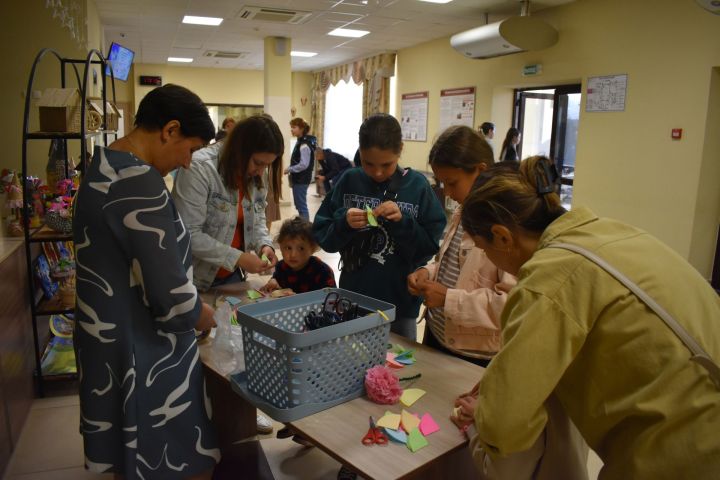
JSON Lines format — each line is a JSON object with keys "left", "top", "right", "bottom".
{"left": 364, "top": 365, "right": 403, "bottom": 405}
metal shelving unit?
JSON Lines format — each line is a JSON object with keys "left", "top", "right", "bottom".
{"left": 20, "top": 48, "right": 117, "bottom": 396}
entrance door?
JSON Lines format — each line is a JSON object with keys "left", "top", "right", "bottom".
{"left": 513, "top": 84, "right": 581, "bottom": 209}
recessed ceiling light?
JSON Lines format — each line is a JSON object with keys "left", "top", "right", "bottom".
{"left": 291, "top": 51, "right": 318, "bottom": 57}
{"left": 328, "top": 28, "right": 369, "bottom": 38}
{"left": 182, "top": 15, "right": 223, "bottom": 26}
{"left": 168, "top": 57, "right": 193, "bottom": 63}
{"left": 418, "top": 0, "right": 453, "bottom": 3}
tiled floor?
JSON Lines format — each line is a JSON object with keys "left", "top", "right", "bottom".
{"left": 3, "top": 191, "right": 603, "bottom": 479}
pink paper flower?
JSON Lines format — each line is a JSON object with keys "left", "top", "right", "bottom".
{"left": 364, "top": 365, "right": 403, "bottom": 405}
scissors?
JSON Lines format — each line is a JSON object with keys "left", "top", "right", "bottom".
{"left": 361, "top": 416, "right": 388, "bottom": 446}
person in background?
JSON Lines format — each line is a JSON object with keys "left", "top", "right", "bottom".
{"left": 73, "top": 84, "right": 219, "bottom": 479}
{"left": 499, "top": 127, "right": 521, "bottom": 161}
{"left": 172, "top": 114, "right": 284, "bottom": 436}
{"left": 285, "top": 117, "right": 316, "bottom": 219}
{"left": 261, "top": 216, "right": 336, "bottom": 294}
{"left": 313, "top": 113, "right": 446, "bottom": 341}
{"left": 478, "top": 121, "right": 495, "bottom": 140}
{"left": 454, "top": 156, "right": 720, "bottom": 478}
{"left": 407, "top": 126, "right": 514, "bottom": 367}
{"left": 315, "top": 147, "right": 353, "bottom": 194}
{"left": 214, "top": 116, "right": 236, "bottom": 142}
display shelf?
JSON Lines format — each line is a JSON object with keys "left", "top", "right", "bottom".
{"left": 26, "top": 131, "right": 102, "bottom": 140}
{"left": 27, "top": 225, "right": 72, "bottom": 242}
{"left": 35, "top": 294, "right": 74, "bottom": 316}
{"left": 21, "top": 47, "right": 115, "bottom": 397}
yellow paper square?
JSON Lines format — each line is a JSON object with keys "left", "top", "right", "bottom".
{"left": 401, "top": 409, "right": 420, "bottom": 433}
{"left": 400, "top": 388, "right": 426, "bottom": 407}
{"left": 376, "top": 413, "right": 401, "bottom": 430}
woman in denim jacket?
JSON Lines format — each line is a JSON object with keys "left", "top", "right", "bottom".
{"left": 172, "top": 115, "right": 284, "bottom": 291}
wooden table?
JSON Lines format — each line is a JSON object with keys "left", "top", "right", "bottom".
{"left": 199, "top": 280, "right": 484, "bottom": 479}
{"left": 289, "top": 335, "right": 483, "bottom": 479}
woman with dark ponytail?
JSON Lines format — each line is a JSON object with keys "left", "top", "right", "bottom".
{"left": 454, "top": 156, "right": 720, "bottom": 478}
{"left": 498, "top": 127, "right": 521, "bottom": 161}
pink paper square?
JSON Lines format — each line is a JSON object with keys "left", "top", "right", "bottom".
{"left": 419, "top": 413, "right": 440, "bottom": 436}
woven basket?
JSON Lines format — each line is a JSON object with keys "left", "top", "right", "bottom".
{"left": 45, "top": 210, "right": 72, "bottom": 234}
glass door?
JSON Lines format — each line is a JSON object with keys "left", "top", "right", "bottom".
{"left": 512, "top": 84, "right": 581, "bottom": 209}
{"left": 550, "top": 85, "right": 581, "bottom": 209}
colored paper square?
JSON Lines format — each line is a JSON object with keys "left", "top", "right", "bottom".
{"left": 376, "top": 413, "right": 401, "bottom": 430}
{"left": 400, "top": 388, "right": 426, "bottom": 407}
{"left": 406, "top": 428, "right": 429, "bottom": 452}
{"left": 419, "top": 413, "right": 440, "bottom": 436}
{"left": 401, "top": 409, "right": 421, "bottom": 433}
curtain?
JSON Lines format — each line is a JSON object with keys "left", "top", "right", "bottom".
{"left": 310, "top": 53, "right": 396, "bottom": 148}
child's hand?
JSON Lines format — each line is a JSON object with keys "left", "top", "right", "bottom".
{"left": 260, "top": 278, "right": 280, "bottom": 294}
{"left": 237, "top": 252, "right": 270, "bottom": 274}
{"left": 260, "top": 246, "right": 277, "bottom": 272}
{"left": 418, "top": 279, "right": 448, "bottom": 308}
{"left": 460, "top": 381, "right": 481, "bottom": 399}
{"left": 407, "top": 268, "right": 430, "bottom": 295}
{"left": 374, "top": 201, "right": 402, "bottom": 222}
{"left": 346, "top": 208, "right": 369, "bottom": 229}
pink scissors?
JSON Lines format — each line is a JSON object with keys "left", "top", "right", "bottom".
{"left": 361, "top": 416, "right": 388, "bottom": 446}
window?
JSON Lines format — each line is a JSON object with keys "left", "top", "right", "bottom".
{"left": 324, "top": 79, "right": 363, "bottom": 161}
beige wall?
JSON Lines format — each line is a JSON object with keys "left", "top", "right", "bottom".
{"left": 396, "top": 0, "right": 720, "bottom": 276}
{"left": 0, "top": 1, "right": 87, "bottom": 177}
{"left": 292, "top": 72, "right": 313, "bottom": 126}
{"left": 133, "top": 64, "right": 265, "bottom": 111}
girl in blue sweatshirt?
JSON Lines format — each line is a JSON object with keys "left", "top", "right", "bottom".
{"left": 313, "top": 114, "right": 446, "bottom": 340}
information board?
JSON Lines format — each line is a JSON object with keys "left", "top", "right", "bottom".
{"left": 400, "top": 92, "right": 429, "bottom": 142}
{"left": 439, "top": 87, "right": 475, "bottom": 132}
{"left": 586, "top": 74, "right": 627, "bottom": 112}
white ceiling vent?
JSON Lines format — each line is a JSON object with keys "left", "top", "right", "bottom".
{"left": 204, "top": 51, "right": 249, "bottom": 59}
{"left": 237, "top": 6, "right": 312, "bottom": 24}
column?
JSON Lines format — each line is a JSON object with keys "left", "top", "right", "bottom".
{"left": 264, "top": 36, "right": 292, "bottom": 206}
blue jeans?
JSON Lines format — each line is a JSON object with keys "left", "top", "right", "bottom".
{"left": 292, "top": 183, "right": 310, "bottom": 219}
{"left": 390, "top": 316, "right": 418, "bottom": 342}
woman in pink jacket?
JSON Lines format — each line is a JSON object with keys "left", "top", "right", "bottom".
{"left": 407, "top": 126, "right": 515, "bottom": 367}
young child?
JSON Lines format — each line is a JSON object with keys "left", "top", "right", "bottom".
{"left": 313, "top": 113, "right": 447, "bottom": 341}
{"left": 261, "top": 216, "right": 336, "bottom": 294}
{"left": 407, "top": 126, "right": 516, "bottom": 367}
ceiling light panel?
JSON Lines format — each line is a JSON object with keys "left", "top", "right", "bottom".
{"left": 168, "top": 57, "right": 194, "bottom": 62}
{"left": 183, "top": 15, "right": 224, "bottom": 26}
{"left": 328, "top": 27, "right": 370, "bottom": 37}
{"left": 291, "top": 51, "right": 318, "bottom": 57}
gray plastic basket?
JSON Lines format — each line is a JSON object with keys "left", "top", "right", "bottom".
{"left": 230, "top": 288, "right": 394, "bottom": 422}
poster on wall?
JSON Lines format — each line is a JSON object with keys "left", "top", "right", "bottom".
{"left": 439, "top": 87, "right": 475, "bottom": 132}
{"left": 586, "top": 74, "right": 627, "bottom": 112}
{"left": 400, "top": 92, "right": 429, "bottom": 142}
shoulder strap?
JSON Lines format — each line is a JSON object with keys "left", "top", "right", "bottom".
{"left": 548, "top": 242, "right": 720, "bottom": 389}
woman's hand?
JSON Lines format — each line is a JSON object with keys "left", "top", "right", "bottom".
{"left": 459, "top": 381, "right": 481, "bottom": 399}
{"left": 283, "top": 167, "right": 290, "bottom": 175}
{"left": 407, "top": 268, "right": 430, "bottom": 296}
{"left": 260, "top": 245, "right": 278, "bottom": 272}
{"left": 195, "top": 302, "right": 216, "bottom": 331}
{"left": 260, "top": 278, "right": 280, "bottom": 294}
{"left": 346, "top": 208, "right": 369, "bottom": 230}
{"left": 374, "top": 201, "right": 402, "bottom": 222}
{"left": 450, "top": 394, "right": 478, "bottom": 429}
{"left": 417, "top": 280, "right": 448, "bottom": 308}
{"left": 237, "top": 252, "right": 271, "bottom": 274}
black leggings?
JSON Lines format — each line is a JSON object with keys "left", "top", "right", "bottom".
{"left": 422, "top": 325, "right": 491, "bottom": 369}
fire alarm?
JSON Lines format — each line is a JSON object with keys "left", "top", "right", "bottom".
{"left": 671, "top": 128, "right": 682, "bottom": 140}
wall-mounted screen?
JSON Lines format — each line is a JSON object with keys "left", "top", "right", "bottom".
{"left": 106, "top": 42, "right": 135, "bottom": 82}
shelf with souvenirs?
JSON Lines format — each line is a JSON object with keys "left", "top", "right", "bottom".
{"left": 20, "top": 47, "right": 118, "bottom": 395}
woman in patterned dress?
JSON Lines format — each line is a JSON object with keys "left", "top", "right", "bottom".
{"left": 73, "top": 84, "right": 220, "bottom": 479}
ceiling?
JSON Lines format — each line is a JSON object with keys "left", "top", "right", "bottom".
{"left": 97, "top": 0, "right": 575, "bottom": 72}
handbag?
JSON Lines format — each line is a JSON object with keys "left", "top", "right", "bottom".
{"left": 547, "top": 242, "right": 720, "bottom": 389}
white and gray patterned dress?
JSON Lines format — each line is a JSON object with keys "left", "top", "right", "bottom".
{"left": 73, "top": 146, "right": 220, "bottom": 478}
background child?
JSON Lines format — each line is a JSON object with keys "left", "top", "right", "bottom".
{"left": 407, "top": 125, "right": 515, "bottom": 367}
{"left": 261, "top": 216, "right": 336, "bottom": 294}
{"left": 313, "top": 113, "right": 446, "bottom": 341}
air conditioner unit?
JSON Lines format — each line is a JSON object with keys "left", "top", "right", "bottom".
{"left": 451, "top": 15, "right": 558, "bottom": 59}
{"left": 204, "top": 51, "right": 249, "bottom": 59}
{"left": 237, "top": 6, "right": 312, "bottom": 24}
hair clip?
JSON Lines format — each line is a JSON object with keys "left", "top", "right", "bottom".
{"left": 536, "top": 161, "right": 560, "bottom": 194}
